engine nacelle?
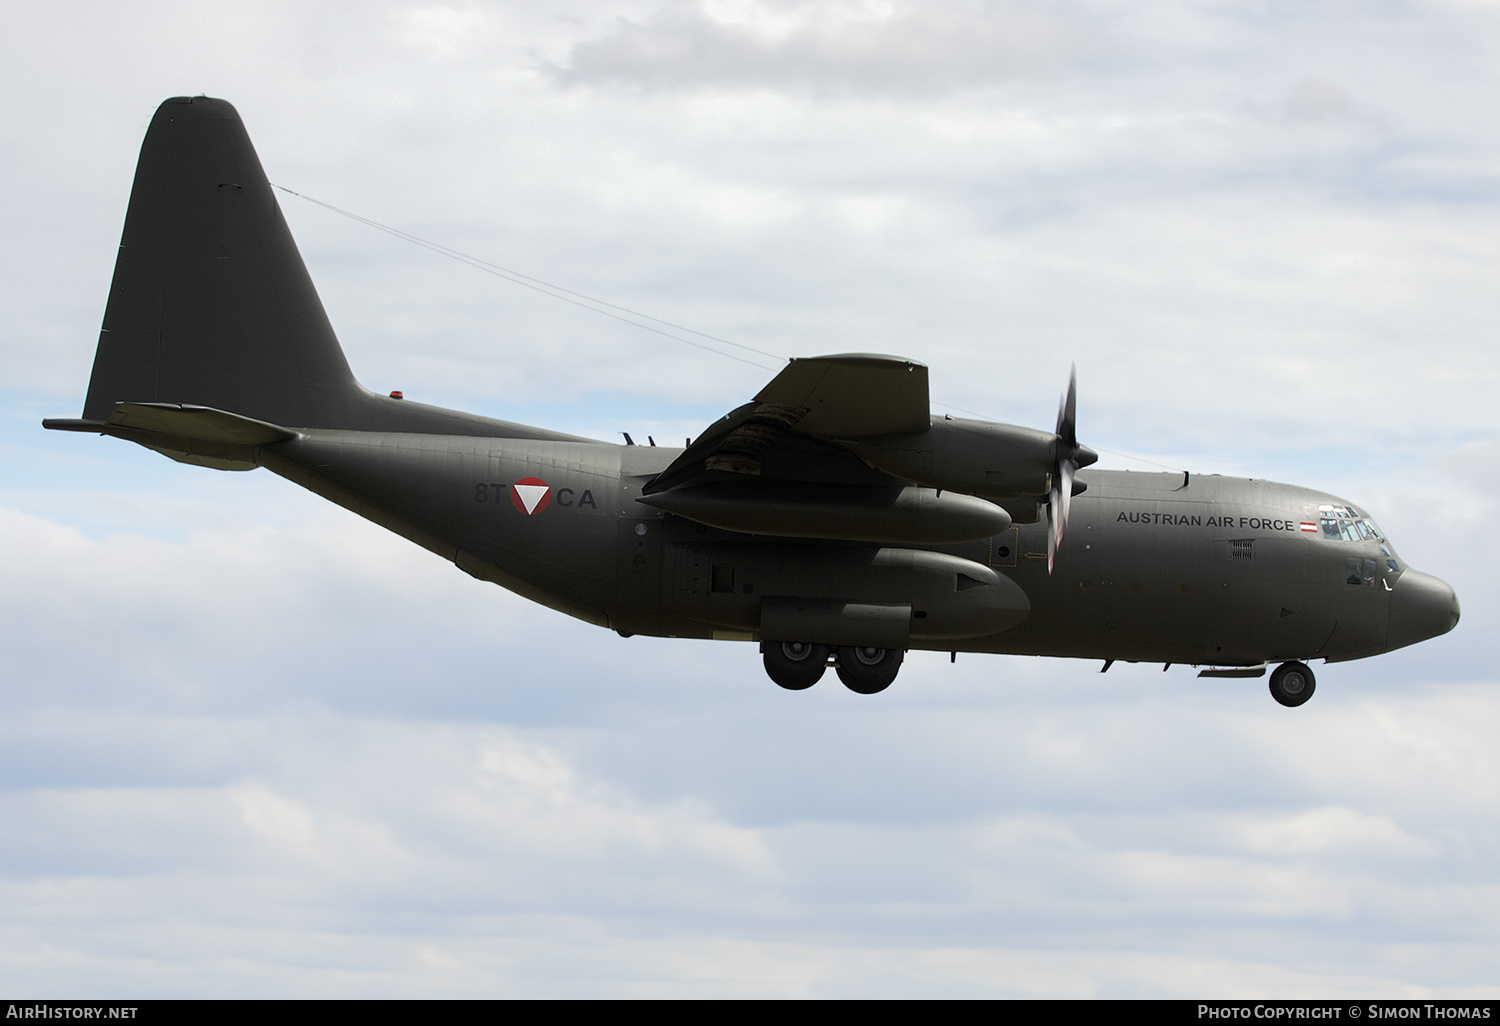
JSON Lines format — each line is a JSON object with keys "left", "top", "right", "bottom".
{"left": 839, "top": 417, "right": 1058, "bottom": 500}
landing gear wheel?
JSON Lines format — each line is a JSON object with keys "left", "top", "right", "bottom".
{"left": 763, "top": 641, "right": 830, "bottom": 690}
{"left": 835, "top": 646, "right": 903, "bottom": 694}
{"left": 1269, "top": 661, "right": 1316, "bottom": 707}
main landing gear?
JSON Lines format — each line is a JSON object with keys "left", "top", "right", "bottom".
{"left": 763, "top": 641, "right": 830, "bottom": 690}
{"left": 762, "top": 642, "right": 903, "bottom": 694}
{"left": 835, "top": 646, "right": 902, "bottom": 694}
{"left": 1269, "top": 661, "right": 1316, "bottom": 707}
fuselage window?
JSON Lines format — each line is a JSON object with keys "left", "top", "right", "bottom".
{"left": 711, "top": 565, "right": 735, "bottom": 593}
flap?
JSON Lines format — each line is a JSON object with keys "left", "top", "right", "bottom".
{"left": 643, "top": 401, "right": 809, "bottom": 495}
{"left": 755, "top": 354, "right": 929, "bottom": 439}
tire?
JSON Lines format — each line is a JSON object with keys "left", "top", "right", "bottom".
{"left": 835, "top": 646, "right": 903, "bottom": 694}
{"left": 763, "top": 641, "right": 829, "bottom": 690}
{"left": 1269, "top": 661, "right": 1316, "bottom": 707}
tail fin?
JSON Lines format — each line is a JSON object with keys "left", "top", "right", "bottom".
{"left": 54, "top": 96, "right": 598, "bottom": 448}
{"left": 80, "top": 96, "right": 361, "bottom": 428}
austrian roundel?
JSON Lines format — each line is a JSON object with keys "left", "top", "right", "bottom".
{"left": 510, "top": 477, "right": 552, "bottom": 516}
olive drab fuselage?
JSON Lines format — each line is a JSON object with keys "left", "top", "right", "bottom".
{"left": 259, "top": 429, "right": 1434, "bottom": 667}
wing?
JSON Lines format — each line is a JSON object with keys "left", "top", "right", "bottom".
{"left": 642, "top": 354, "right": 928, "bottom": 496}
{"left": 752, "top": 353, "right": 929, "bottom": 438}
{"left": 639, "top": 353, "right": 1090, "bottom": 543}
{"left": 636, "top": 355, "right": 1024, "bottom": 545}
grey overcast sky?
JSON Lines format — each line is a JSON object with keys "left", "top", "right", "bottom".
{"left": 1, "top": 0, "right": 1496, "bottom": 997}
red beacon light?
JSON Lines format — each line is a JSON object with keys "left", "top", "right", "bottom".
{"left": 389, "top": 391, "right": 403, "bottom": 400}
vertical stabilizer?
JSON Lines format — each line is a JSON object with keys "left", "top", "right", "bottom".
{"left": 82, "top": 96, "right": 361, "bottom": 427}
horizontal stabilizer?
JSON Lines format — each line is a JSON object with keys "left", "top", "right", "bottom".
{"left": 44, "top": 402, "right": 296, "bottom": 471}
{"left": 106, "top": 402, "right": 297, "bottom": 445}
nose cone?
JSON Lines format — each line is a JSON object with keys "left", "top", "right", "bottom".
{"left": 1386, "top": 570, "right": 1460, "bottom": 653}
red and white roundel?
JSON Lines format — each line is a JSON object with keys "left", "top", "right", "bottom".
{"left": 510, "top": 477, "right": 552, "bottom": 515}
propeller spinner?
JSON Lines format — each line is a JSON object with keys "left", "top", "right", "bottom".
{"left": 1047, "top": 365, "right": 1098, "bottom": 575}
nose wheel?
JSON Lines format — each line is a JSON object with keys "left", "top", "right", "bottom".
{"left": 763, "top": 641, "right": 830, "bottom": 690}
{"left": 1269, "top": 661, "right": 1316, "bottom": 707}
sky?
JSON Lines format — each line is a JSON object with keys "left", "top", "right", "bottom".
{"left": 0, "top": 0, "right": 1496, "bottom": 998}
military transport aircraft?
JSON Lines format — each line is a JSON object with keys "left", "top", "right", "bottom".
{"left": 44, "top": 97, "right": 1460, "bottom": 706}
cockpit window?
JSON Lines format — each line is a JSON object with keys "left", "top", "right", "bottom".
{"left": 1318, "top": 504, "right": 1402, "bottom": 574}
{"left": 1316, "top": 504, "right": 1388, "bottom": 547}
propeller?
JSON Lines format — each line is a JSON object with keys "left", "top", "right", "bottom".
{"left": 1047, "top": 365, "right": 1098, "bottom": 575}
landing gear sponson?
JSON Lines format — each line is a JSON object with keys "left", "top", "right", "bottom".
{"left": 762, "top": 642, "right": 903, "bottom": 694}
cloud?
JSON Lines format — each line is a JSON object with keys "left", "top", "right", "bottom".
{"left": 3, "top": 0, "right": 1500, "bottom": 998}
{"left": 2, "top": 687, "right": 1497, "bottom": 995}
{"left": 1283, "top": 76, "right": 1356, "bottom": 123}
{"left": 551, "top": 0, "right": 1080, "bottom": 95}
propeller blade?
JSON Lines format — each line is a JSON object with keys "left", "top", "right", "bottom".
{"left": 1055, "top": 363, "right": 1077, "bottom": 449}
{"left": 1047, "top": 460, "right": 1075, "bottom": 576}
{"left": 1058, "top": 459, "right": 1075, "bottom": 534}
{"left": 1047, "top": 479, "right": 1060, "bottom": 575}
{"left": 1047, "top": 366, "right": 1081, "bottom": 576}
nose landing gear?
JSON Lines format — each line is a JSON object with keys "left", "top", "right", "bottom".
{"left": 1269, "top": 661, "right": 1316, "bottom": 707}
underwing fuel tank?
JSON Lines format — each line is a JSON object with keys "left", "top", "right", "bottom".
{"left": 638, "top": 481, "right": 1011, "bottom": 543}
{"left": 760, "top": 548, "right": 1031, "bottom": 649}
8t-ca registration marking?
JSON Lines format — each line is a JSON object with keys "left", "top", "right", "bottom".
{"left": 510, "top": 477, "right": 552, "bottom": 515}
